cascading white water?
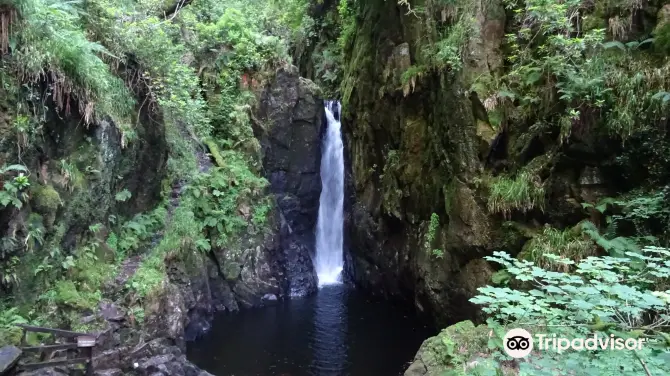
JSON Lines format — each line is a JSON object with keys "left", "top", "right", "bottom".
{"left": 314, "top": 100, "right": 345, "bottom": 286}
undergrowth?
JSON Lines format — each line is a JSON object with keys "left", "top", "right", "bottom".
{"left": 486, "top": 171, "right": 545, "bottom": 217}
{"left": 0, "top": 0, "right": 314, "bottom": 336}
{"left": 519, "top": 225, "right": 597, "bottom": 271}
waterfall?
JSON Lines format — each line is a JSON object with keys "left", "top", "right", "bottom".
{"left": 314, "top": 100, "right": 345, "bottom": 286}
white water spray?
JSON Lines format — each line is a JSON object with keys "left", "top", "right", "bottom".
{"left": 314, "top": 100, "right": 345, "bottom": 286}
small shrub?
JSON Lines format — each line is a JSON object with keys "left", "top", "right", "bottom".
{"left": 54, "top": 280, "right": 100, "bottom": 310}
{"left": 0, "top": 307, "right": 28, "bottom": 346}
{"left": 519, "top": 225, "right": 597, "bottom": 271}
{"left": 127, "top": 256, "right": 166, "bottom": 299}
{"left": 487, "top": 172, "right": 545, "bottom": 217}
{"left": 425, "top": 213, "right": 444, "bottom": 259}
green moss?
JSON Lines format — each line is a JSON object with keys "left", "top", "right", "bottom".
{"left": 443, "top": 180, "right": 457, "bottom": 215}
{"left": 127, "top": 259, "right": 166, "bottom": 298}
{"left": 425, "top": 213, "right": 444, "bottom": 258}
{"left": 654, "top": 22, "right": 670, "bottom": 54}
{"left": 67, "top": 310, "right": 105, "bottom": 333}
{"left": 414, "top": 320, "right": 490, "bottom": 372}
{"left": 222, "top": 260, "right": 242, "bottom": 281}
{"left": 204, "top": 138, "right": 226, "bottom": 168}
{"left": 31, "top": 184, "right": 62, "bottom": 213}
{"left": 54, "top": 280, "right": 101, "bottom": 310}
{"left": 582, "top": 14, "right": 608, "bottom": 32}
{"left": 380, "top": 149, "right": 404, "bottom": 219}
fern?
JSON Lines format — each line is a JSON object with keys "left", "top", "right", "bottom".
{"left": 10, "top": 0, "right": 134, "bottom": 125}
{"left": 582, "top": 221, "right": 641, "bottom": 257}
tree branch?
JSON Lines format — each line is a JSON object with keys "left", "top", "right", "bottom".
{"left": 162, "top": 0, "right": 192, "bottom": 20}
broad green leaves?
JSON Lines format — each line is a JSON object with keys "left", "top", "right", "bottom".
{"left": 470, "top": 249, "right": 670, "bottom": 375}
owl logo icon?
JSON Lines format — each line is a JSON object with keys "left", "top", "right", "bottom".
{"left": 503, "top": 328, "right": 533, "bottom": 358}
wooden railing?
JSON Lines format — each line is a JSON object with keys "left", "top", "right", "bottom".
{"left": 15, "top": 324, "right": 96, "bottom": 375}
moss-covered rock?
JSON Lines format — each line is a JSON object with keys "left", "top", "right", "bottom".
{"left": 341, "top": 0, "right": 509, "bottom": 326}
{"left": 30, "top": 184, "right": 61, "bottom": 228}
{"left": 222, "top": 260, "right": 242, "bottom": 281}
{"left": 31, "top": 184, "right": 61, "bottom": 213}
{"left": 203, "top": 138, "right": 226, "bottom": 168}
{"left": 403, "top": 320, "right": 490, "bottom": 376}
{"left": 456, "top": 259, "right": 495, "bottom": 298}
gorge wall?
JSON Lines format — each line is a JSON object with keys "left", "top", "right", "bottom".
{"left": 339, "top": 0, "right": 508, "bottom": 326}
{"left": 0, "top": 63, "right": 323, "bottom": 376}
{"left": 331, "top": 0, "right": 670, "bottom": 328}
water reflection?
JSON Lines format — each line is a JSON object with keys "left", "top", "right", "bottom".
{"left": 309, "top": 285, "right": 347, "bottom": 375}
{"left": 186, "top": 285, "right": 434, "bottom": 376}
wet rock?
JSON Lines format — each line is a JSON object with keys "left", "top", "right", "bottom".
{"left": 383, "top": 42, "right": 412, "bottom": 89}
{"left": 255, "top": 65, "right": 321, "bottom": 297}
{"left": 133, "top": 354, "right": 213, "bottom": 376}
{"left": 456, "top": 259, "right": 495, "bottom": 298}
{"left": 261, "top": 293, "right": 278, "bottom": 304}
{"left": 18, "top": 368, "right": 69, "bottom": 376}
{"left": 93, "top": 347, "right": 126, "bottom": 370}
{"left": 94, "top": 369, "right": 123, "bottom": 376}
{"left": 226, "top": 241, "right": 283, "bottom": 308}
{"left": 0, "top": 345, "right": 21, "bottom": 374}
{"left": 340, "top": 0, "right": 506, "bottom": 327}
{"left": 144, "top": 281, "right": 186, "bottom": 344}
{"left": 403, "top": 321, "right": 489, "bottom": 376}
{"left": 578, "top": 166, "right": 604, "bottom": 186}
{"left": 99, "top": 302, "right": 125, "bottom": 322}
{"left": 164, "top": 257, "right": 217, "bottom": 342}
{"left": 207, "top": 261, "right": 238, "bottom": 312}
{"left": 464, "top": 0, "right": 506, "bottom": 77}
{"left": 445, "top": 180, "right": 494, "bottom": 251}
{"left": 222, "top": 260, "right": 242, "bottom": 281}
{"left": 282, "top": 234, "right": 318, "bottom": 297}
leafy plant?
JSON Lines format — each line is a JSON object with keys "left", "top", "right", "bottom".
{"left": 487, "top": 172, "right": 545, "bottom": 217}
{"left": 115, "top": 209, "right": 166, "bottom": 258}
{"left": 471, "top": 249, "right": 670, "bottom": 375}
{"left": 519, "top": 225, "right": 597, "bottom": 271}
{"left": 425, "top": 213, "right": 444, "bottom": 259}
{"left": 0, "top": 164, "right": 30, "bottom": 209}
{"left": 114, "top": 189, "right": 132, "bottom": 202}
{"left": 10, "top": 0, "right": 134, "bottom": 126}
{"left": 0, "top": 307, "right": 29, "bottom": 346}
{"left": 189, "top": 150, "right": 269, "bottom": 248}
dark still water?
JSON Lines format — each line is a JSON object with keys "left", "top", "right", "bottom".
{"left": 186, "top": 284, "right": 436, "bottom": 376}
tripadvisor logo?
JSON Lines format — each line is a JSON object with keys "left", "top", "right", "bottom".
{"left": 503, "top": 328, "right": 534, "bottom": 358}
{"left": 503, "top": 328, "right": 647, "bottom": 359}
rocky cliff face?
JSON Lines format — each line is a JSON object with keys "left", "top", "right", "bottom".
{"left": 160, "top": 65, "right": 324, "bottom": 331}
{"left": 0, "top": 99, "right": 167, "bottom": 271}
{"left": 0, "top": 65, "right": 324, "bottom": 376}
{"left": 255, "top": 65, "right": 322, "bottom": 297}
{"left": 335, "top": 2, "right": 670, "bottom": 369}
{"left": 339, "top": 0, "right": 508, "bottom": 326}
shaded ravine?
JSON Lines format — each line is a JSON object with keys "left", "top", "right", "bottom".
{"left": 186, "top": 99, "right": 436, "bottom": 376}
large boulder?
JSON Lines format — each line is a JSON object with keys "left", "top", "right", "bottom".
{"left": 0, "top": 346, "right": 21, "bottom": 375}
{"left": 256, "top": 65, "right": 323, "bottom": 235}
{"left": 254, "top": 65, "right": 321, "bottom": 297}
{"left": 403, "top": 321, "right": 490, "bottom": 376}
